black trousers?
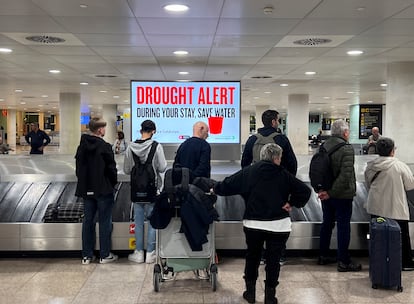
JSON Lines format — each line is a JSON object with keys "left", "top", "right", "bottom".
{"left": 243, "top": 227, "right": 289, "bottom": 288}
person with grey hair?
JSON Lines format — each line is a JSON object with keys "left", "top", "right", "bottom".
{"left": 316, "top": 119, "right": 361, "bottom": 272}
{"left": 365, "top": 137, "right": 414, "bottom": 270}
{"left": 75, "top": 117, "right": 118, "bottom": 265}
{"left": 213, "top": 143, "right": 311, "bottom": 304}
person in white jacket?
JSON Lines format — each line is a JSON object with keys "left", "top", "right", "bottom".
{"left": 123, "top": 120, "right": 168, "bottom": 264}
{"left": 364, "top": 137, "right": 414, "bottom": 271}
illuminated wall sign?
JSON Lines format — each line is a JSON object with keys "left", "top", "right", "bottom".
{"left": 359, "top": 104, "right": 383, "bottom": 139}
{"left": 130, "top": 81, "right": 241, "bottom": 144}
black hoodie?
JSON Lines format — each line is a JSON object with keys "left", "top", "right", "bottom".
{"left": 75, "top": 134, "right": 117, "bottom": 198}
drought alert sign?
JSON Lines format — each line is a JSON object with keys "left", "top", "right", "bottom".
{"left": 130, "top": 81, "right": 241, "bottom": 144}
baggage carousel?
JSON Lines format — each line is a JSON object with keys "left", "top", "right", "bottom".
{"left": 0, "top": 153, "right": 412, "bottom": 252}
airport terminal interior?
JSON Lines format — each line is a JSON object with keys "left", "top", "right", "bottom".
{"left": 3, "top": 0, "right": 414, "bottom": 303}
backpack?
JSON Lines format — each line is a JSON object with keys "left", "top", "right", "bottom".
{"left": 252, "top": 132, "right": 280, "bottom": 163}
{"left": 130, "top": 141, "right": 158, "bottom": 202}
{"left": 309, "top": 142, "right": 347, "bottom": 192}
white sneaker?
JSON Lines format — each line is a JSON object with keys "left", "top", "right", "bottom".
{"left": 145, "top": 250, "right": 156, "bottom": 264}
{"left": 128, "top": 250, "right": 144, "bottom": 263}
{"left": 99, "top": 252, "right": 118, "bottom": 264}
{"left": 81, "top": 256, "right": 96, "bottom": 265}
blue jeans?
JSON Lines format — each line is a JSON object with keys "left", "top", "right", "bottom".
{"left": 133, "top": 202, "right": 156, "bottom": 252}
{"left": 319, "top": 198, "right": 353, "bottom": 264}
{"left": 82, "top": 193, "right": 114, "bottom": 259}
{"left": 243, "top": 227, "right": 289, "bottom": 288}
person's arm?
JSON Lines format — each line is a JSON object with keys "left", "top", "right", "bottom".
{"left": 276, "top": 135, "right": 297, "bottom": 175}
{"left": 287, "top": 173, "right": 312, "bottom": 208}
{"left": 103, "top": 143, "right": 117, "bottom": 187}
{"left": 25, "top": 133, "right": 30, "bottom": 144}
{"left": 154, "top": 144, "right": 168, "bottom": 174}
{"left": 123, "top": 147, "right": 133, "bottom": 175}
{"left": 42, "top": 131, "right": 51, "bottom": 146}
{"left": 213, "top": 168, "right": 245, "bottom": 196}
{"left": 192, "top": 142, "right": 211, "bottom": 178}
{"left": 241, "top": 135, "right": 256, "bottom": 168}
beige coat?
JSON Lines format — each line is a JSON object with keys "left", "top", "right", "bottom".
{"left": 364, "top": 157, "right": 414, "bottom": 220}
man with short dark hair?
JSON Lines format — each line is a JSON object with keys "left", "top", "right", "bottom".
{"left": 317, "top": 119, "right": 361, "bottom": 272}
{"left": 75, "top": 117, "right": 118, "bottom": 265}
{"left": 241, "top": 110, "right": 297, "bottom": 175}
{"left": 25, "top": 122, "right": 51, "bottom": 154}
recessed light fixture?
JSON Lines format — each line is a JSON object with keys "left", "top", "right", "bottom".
{"left": 356, "top": 7, "right": 366, "bottom": 11}
{"left": 123, "top": 100, "right": 129, "bottom": 103}
{"left": 264, "top": 91, "right": 271, "bottom": 94}
{"left": 380, "top": 83, "right": 388, "bottom": 87}
{"left": 164, "top": 4, "right": 189, "bottom": 12}
{"left": 49, "top": 69, "right": 61, "bottom": 74}
{"left": 178, "top": 71, "right": 189, "bottom": 75}
{"left": 80, "top": 82, "right": 89, "bottom": 85}
{"left": 323, "top": 96, "right": 331, "bottom": 99}
{"left": 173, "top": 50, "right": 189, "bottom": 55}
{"left": 113, "top": 95, "right": 120, "bottom": 99}
{"left": 347, "top": 91, "right": 355, "bottom": 94}
{"left": 0, "top": 98, "right": 3, "bottom": 102}
{"left": 367, "top": 100, "right": 373, "bottom": 103}
{"left": 305, "top": 71, "right": 316, "bottom": 75}
{"left": 99, "top": 90, "right": 107, "bottom": 93}
{"left": 80, "top": 4, "right": 88, "bottom": 8}
{"left": 20, "top": 101, "right": 26, "bottom": 104}
{"left": 15, "top": 89, "right": 23, "bottom": 93}
{"left": 280, "top": 83, "right": 289, "bottom": 87}
{"left": 0, "top": 48, "right": 12, "bottom": 53}
{"left": 347, "top": 50, "right": 364, "bottom": 56}
{"left": 41, "top": 95, "right": 48, "bottom": 98}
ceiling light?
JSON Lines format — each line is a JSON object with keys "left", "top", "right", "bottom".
{"left": 264, "top": 91, "right": 271, "bottom": 94}
{"left": 49, "top": 69, "right": 61, "bottom": 74}
{"left": 178, "top": 71, "right": 189, "bottom": 75}
{"left": 163, "top": 4, "right": 189, "bottom": 12}
{"left": 367, "top": 100, "right": 373, "bottom": 103}
{"left": 347, "top": 50, "right": 364, "bottom": 56}
{"left": 347, "top": 91, "right": 355, "bottom": 94}
{"left": 0, "top": 98, "right": 3, "bottom": 102}
{"left": 41, "top": 95, "right": 48, "bottom": 98}
{"left": 20, "top": 101, "right": 26, "bottom": 104}
{"left": 323, "top": 96, "right": 330, "bottom": 99}
{"left": 113, "top": 95, "right": 119, "bottom": 98}
{"left": 280, "top": 83, "right": 289, "bottom": 87}
{"left": 356, "top": 7, "right": 366, "bottom": 11}
{"left": 173, "top": 50, "right": 189, "bottom": 55}
{"left": 380, "top": 83, "right": 388, "bottom": 87}
{"left": 80, "top": 82, "right": 89, "bottom": 85}
{"left": 80, "top": 4, "right": 88, "bottom": 8}
{"left": 99, "top": 90, "right": 107, "bottom": 93}
{"left": 0, "top": 48, "right": 12, "bottom": 53}
{"left": 305, "top": 71, "right": 316, "bottom": 75}
{"left": 15, "top": 89, "right": 23, "bottom": 93}
{"left": 123, "top": 100, "right": 129, "bottom": 103}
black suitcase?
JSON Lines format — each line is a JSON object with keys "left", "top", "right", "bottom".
{"left": 43, "top": 202, "right": 84, "bottom": 223}
{"left": 369, "top": 217, "right": 403, "bottom": 292}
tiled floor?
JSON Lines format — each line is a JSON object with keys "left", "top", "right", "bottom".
{"left": 1, "top": 254, "right": 414, "bottom": 304}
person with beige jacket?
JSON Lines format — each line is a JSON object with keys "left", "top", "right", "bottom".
{"left": 364, "top": 137, "right": 414, "bottom": 271}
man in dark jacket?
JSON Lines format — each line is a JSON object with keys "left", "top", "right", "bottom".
{"left": 241, "top": 109, "right": 297, "bottom": 175}
{"left": 317, "top": 119, "right": 361, "bottom": 272}
{"left": 214, "top": 143, "right": 310, "bottom": 304}
{"left": 25, "top": 122, "right": 51, "bottom": 154}
{"left": 173, "top": 121, "right": 211, "bottom": 179}
{"left": 75, "top": 117, "right": 118, "bottom": 265}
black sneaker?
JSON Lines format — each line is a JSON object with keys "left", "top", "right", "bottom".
{"left": 337, "top": 261, "right": 362, "bottom": 272}
{"left": 317, "top": 256, "right": 337, "bottom": 265}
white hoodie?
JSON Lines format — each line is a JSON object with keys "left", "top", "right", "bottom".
{"left": 364, "top": 156, "right": 414, "bottom": 220}
{"left": 123, "top": 138, "right": 168, "bottom": 195}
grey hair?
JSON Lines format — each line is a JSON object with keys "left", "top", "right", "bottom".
{"left": 331, "top": 119, "right": 349, "bottom": 136}
{"left": 260, "top": 143, "right": 283, "bottom": 162}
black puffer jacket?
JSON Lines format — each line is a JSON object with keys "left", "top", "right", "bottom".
{"left": 75, "top": 134, "right": 117, "bottom": 198}
{"left": 214, "top": 161, "right": 310, "bottom": 221}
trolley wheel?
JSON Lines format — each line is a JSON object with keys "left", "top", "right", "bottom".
{"left": 210, "top": 264, "right": 218, "bottom": 292}
{"left": 398, "top": 286, "right": 403, "bottom": 292}
{"left": 153, "top": 264, "right": 161, "bottom": 292}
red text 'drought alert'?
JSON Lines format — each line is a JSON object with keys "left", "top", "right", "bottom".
{"left": 136, "top": 86, "right": 236, "bottom": 105}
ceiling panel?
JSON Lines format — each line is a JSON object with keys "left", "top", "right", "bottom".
{"left": 54, "top": 17, "right": 142, "bottom": 34}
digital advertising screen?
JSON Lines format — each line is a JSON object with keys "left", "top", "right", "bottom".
{"left": 130, "top": 81, "right": 241, "bottom": 144}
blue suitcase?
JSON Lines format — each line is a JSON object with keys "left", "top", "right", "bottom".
{"left": 369, "top": 217, "right": 403, "bottom": 292}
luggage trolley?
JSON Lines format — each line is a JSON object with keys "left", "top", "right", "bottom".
{"left": 152, "top": 168, "right": 218, "bottom": 292}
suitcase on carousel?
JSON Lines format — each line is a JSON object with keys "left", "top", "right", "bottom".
{"left": 369, "top": 217, "right": 403, "bottom": 292}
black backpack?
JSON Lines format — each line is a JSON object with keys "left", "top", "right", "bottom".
{"left": 130, "top": 141, "right": 158, "bottom": 202}
{"left": 309, "top": 142, "right": 346, "bottom": 192}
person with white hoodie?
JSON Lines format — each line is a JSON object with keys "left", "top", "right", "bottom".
{"left": 364, "top": 137, "right": 414, "bottom": 271}
{"left": 123, "top": 120, "right": 167, "bottom": 264}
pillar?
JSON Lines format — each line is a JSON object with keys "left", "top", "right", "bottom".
{"left": 240, "top": 110, "right": 251, "bottom": 145}
{"left": 123, "top": 107, "right": 131, "bottom": 142}
{"left": 287, "top": 94, "right": 309, "bottom": 155}
{"left": 59, "top": 93, "right": 81, "bottom": 155}
{"left": 386, "top": 62, "right": 414, "bottom": 163}
{"left": 103, "top": 104, "right": 117, "bottom": 145}
{"left": 348, "top": 104, "right": 365, "bottom": 144}
{"left": 6, "top": 109, "right": 16, "bottom": 153}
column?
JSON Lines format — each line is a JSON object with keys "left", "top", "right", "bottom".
{"left": 59, "top": 93, "right": 81, "bottom": 155}
{"left": 103, "top": 104, "right": 117, "bottom": 145}
{"left": 386, "top": 62, "right": 414, "bottom": 163}
{"left": 348, "top": 104, "right": 365, "bottom": 144}
{"left": 254, "top": 106, "right": 269, "bottom": 132}
{"left": 123, "top": 107, "right": 131, "bottom": 142}
{"left": 287, "top": 94, "right": 309, "bottom": 155}
{"left": 6, "top": 109, "right": 16, "bottom": 153}
{"left": 240, "top": 110, "right": 251, "bottom": 145}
